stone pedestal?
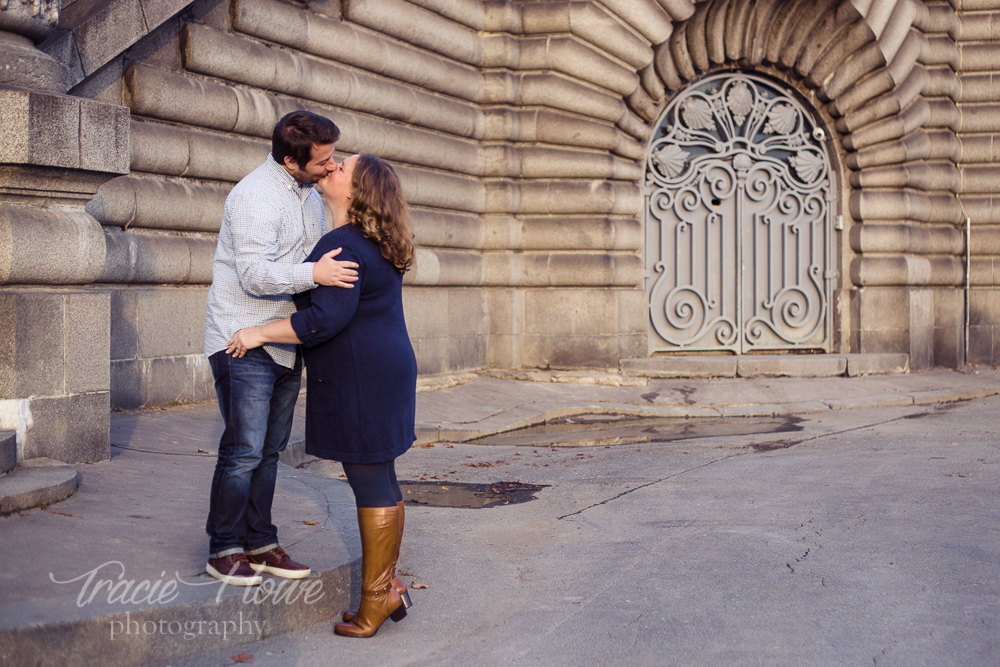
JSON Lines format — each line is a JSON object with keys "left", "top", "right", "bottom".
{"left": 0, "top": 0, "right": 129, "bottom": 464}
{"left": 850, "top": 287, "right": 966, "bottom": 370}
{"left": 0, "top": 289, "right": 110, "bottom": 463}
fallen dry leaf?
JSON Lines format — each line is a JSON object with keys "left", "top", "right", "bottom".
{"left": 411, "top": 583, "right": 429, "bottom": 589}
{"left": 231, "top": 654, "right": 254, "bottom": 664}
{"left": 440, "top": 486, "right": 449, "bottom": 491}
{"left": 41, "top": 508, "right": 82, "bottom": 519}
{"left": 302, "top": 520, "right": 316, "bottom": 525}
{"left": 197, "top": 448, "right": 210, "bottom": 454}
{"left": 463, "top": 460, "right": 509, "bottom": 468}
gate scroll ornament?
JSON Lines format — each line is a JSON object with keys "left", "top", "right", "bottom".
{"left": 644, "top": 73, "right": 835, "bottom": 353}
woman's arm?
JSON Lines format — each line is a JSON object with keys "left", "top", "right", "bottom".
{"left": 289, "top": 279, "right": 360, "bottom": 347}
{"left": 228, "top": 237, "right": 363, "bottom": 356}
{"left": 225, "top": 318, "right": 301, "bottom": 357}
{"left": 288, "top": 242, "right": 362, "bottom": 347}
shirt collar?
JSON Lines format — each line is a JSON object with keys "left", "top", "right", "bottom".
{"left": 267, "top": 154, "right": 315, "bottom": 192}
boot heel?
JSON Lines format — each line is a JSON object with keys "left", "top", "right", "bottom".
{"left": 390, "top": 605, "right": 408, "bottom": 622}
{"left": 399, "top": 591, "right": 412, "bottom": 609}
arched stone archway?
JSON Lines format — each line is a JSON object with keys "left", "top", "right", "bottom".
{"left": 644, "top": 71, "right": 837, "bottom": 354}
{"left": 643, "top": 0, "right": 976, "bottom": 368}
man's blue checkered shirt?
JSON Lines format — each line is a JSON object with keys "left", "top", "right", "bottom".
{"left": 204, "top": 155, "right": 327, "bottom": 368}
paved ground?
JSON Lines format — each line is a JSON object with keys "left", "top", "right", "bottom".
{"left": 164, "top": 389, "right": 1000, "bottom": 666}
{"left": 2, "top": 367, "right": 1000, "bottom": 666}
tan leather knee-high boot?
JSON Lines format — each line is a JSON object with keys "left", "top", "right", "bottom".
{"left": 394, "top": 500, "right": 412, "bottom": 607}
{"left": 343, "top": 500, "right": 411, "bottom": 622}
{"left": 334, "top": 506, "right": 405, "bottom": 638}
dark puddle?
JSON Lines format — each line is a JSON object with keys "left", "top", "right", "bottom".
{"left": 469, "top": 413, "right": 804, "bottom": 447}
{"left": 399, "top": 481, "right": 547, "bottom": 509}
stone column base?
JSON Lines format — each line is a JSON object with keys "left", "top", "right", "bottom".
{"left": 0, "top": 289, "right": 110, "bottom": 463}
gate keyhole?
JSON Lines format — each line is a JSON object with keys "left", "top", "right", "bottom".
{"left": 711, "top": 198, "right": 721, "bottom": 207}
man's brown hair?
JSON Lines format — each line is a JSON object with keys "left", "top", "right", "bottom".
{"left": 272, "top": 111, "right": 340, "bottom": 168}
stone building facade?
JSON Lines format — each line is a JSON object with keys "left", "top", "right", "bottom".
{"left": 1, "top": 0, "right": 999, "bottom": 467}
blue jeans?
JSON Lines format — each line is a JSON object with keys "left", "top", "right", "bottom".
{"left": 206, "top": 348, "right": 302, "bottom": 557}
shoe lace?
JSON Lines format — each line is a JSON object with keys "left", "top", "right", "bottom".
{"left": 224, "top": 553, "right": 246, "bottom": 572}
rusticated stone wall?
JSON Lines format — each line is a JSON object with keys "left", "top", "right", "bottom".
{"left": 950, "top": 0, "right": 1000, "bottom": 363}
{"left": 65, "top": 0, "right": 656, "bottom": 408}
{"left": 3, "top": 0, "right": 999, "bottom": 434}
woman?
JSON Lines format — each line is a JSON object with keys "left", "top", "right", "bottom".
{"left": 227, "top": 153, "right": 416, "bottom": 638}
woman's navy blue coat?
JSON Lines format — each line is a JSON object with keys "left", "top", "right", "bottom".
{"left": 290, "top": 224, "right": 416, "bottom": 464}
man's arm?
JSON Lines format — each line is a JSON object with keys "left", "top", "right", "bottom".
{"left": 225, "top": 246, "right": 362, "bottom": 356}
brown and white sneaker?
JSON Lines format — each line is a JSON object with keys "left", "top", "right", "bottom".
{"left": 247, "top": 547, "right": 311, "bottom": 579}
{"left": 206, "top": 553, "right": 263, "bottom": 586}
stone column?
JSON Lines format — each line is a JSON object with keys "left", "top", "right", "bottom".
{"left": 0, "top": 0, "right": 129, "bottom": 464}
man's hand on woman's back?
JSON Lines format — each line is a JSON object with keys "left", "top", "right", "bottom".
{"left": 313, "top": 247, "right": 359, "bottom": 288}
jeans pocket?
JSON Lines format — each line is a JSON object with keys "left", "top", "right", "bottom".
{"left": 306, "top": 375, "right": 337, "bottom": 415}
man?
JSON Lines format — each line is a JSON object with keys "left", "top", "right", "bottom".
{"left": 203, "top": 111, "right": 357, "bottom": 586}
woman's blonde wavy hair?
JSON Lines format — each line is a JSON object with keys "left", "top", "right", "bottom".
{"left": 347, "top": 154, "right": 414, "bottom": 274}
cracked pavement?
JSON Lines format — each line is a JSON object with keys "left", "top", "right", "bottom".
{"left": 167, "top": 395, "right": 1000, "bottom": 667}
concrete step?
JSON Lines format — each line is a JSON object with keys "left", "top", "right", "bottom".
{"left": 0, "top": 457, "right": 80, "bottom": 515}
{"left": 0, "top": 557, "right": 353, "bottom": 667}
{"left": 620, "top": 353, "right": 909, "bottom": 379}
{"left": 0, "top": 430, "right": 15, "bottom": 475}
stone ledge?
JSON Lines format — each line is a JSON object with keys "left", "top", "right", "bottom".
{"left": 0, "top": 88, "right": 129, "bottom": 175}
{"left": 621, "top": 354, "right": 910, "bottom": 379}
{"left": 0, "top": 431, "right": 15, "bottom": 475}
{"left": 278, "top": 435, "right": 314, "bottom": 469}
{"left": 478, "top": 369, "right": 648, "bottom": 386}
{"left": 736, "top": 355, "right": 847, "bottom": 378}
{"left": 846, "top": 353, "right": 909, "bottom": 376}
{"left": 0, "top": 457, "right": 79, "bottom": 515}
{"left": 620, "top": 356, "right": 737, "bottom": 378}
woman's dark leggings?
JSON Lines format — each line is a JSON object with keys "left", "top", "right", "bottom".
{"left": 341, "top": 460, "right": 403, "bottom": 508}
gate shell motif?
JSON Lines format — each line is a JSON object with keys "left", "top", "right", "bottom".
{"left": 644, "top": 73, "right": 836, "bottom": 354}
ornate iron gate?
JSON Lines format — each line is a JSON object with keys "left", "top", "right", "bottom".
{"left": 644, "top": 73, "right": 835, "bottom": 353}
